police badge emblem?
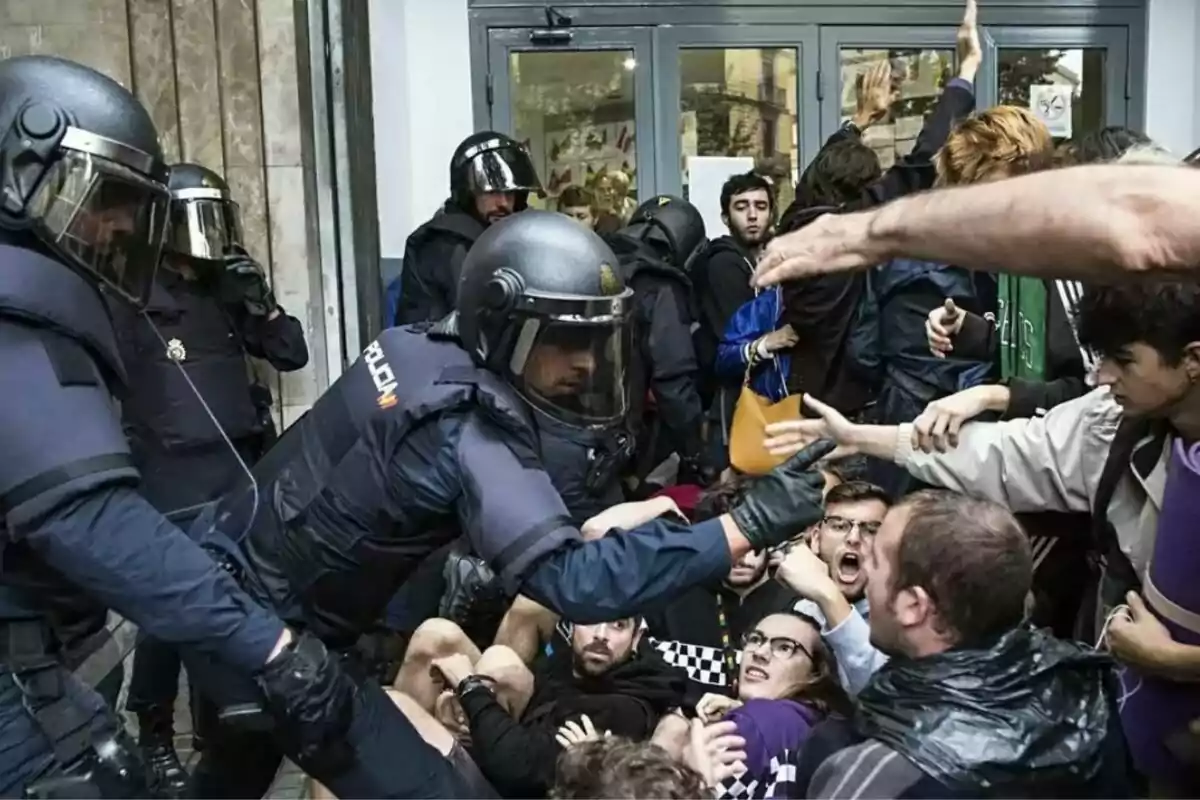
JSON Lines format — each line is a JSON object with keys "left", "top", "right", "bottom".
{"left": 165, "top": 338, "right": 187, "bottom": 362}
{"left": 657, "top": 196, "right": 672, "bottom": 207}
{"left": 598, "top": 263, "right": 621, "bottom": 295}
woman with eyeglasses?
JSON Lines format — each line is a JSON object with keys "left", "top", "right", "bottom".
{"left": 655, "top": 610, "right": 850, "bottom": 798}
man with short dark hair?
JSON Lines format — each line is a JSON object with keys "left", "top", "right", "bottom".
{"left": 774, "top": 481, "right": 890, "bottom": 695}
{"left": 430, "top": 615, "right": 685, "bottom": 799}
{"left": 557, "top": 185, "right": 597, "bottom": 230}
{"left": 808, "top": 490, "right": 1128, "bottom": 798}
{"left": 691, "top": 172, "right": 775, "bottom": 412}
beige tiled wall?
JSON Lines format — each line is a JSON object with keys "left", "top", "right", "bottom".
{"left": 0, "top": 0, "right": 324, "bottom": 421}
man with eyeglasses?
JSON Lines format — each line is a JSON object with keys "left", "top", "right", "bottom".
{"left": 772, "top": 481, "right": 891, "bottom": 696}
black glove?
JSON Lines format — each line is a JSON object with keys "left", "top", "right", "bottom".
{"left": 222, "top": 245, "right": 278, "bottom": 317}
{"left": 254, "top": 632, "right": 357, "bottom": 776}
{"left": 729, "top": 439, "right": 836, "bottom": 551}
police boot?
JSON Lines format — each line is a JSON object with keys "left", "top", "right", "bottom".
{"left": 136, "top": 705, "right": 188, "bottom": 798}
{"left": 439, "top": 550, "right": 510, "bottom": 649}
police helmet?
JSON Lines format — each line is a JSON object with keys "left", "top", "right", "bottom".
{"left": 458, "top": 210, "right": 633, "bottom": 430}
{"left": 622, "top": 195, "right": 707, "bottom": 270}
{"left": 0, "top": 56, "right": 171, "bottom": 307}
{"left": 165, "top": 163, "right": 245, "bottom": 261}
{"left": 450, "top": 131, "right": 542, "bottom": 213}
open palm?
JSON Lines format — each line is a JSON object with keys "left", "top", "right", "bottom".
{"left": 763, "top": 395, "right": 859, "bottom": 459}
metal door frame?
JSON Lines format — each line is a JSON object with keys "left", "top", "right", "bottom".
{"left": 486, "top": 27, "right": 659, "bottom": 199}
{"left": 987, "top": 26, "right": 1131, "bottom": 130}
{"left": 818, "top": 26, "right": 1000, "bottom": 138}
{"left": 651, "top": 25, "right": 821, "bottom": 197}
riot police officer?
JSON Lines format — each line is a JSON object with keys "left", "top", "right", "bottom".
{"left": 108, "top": 162, "right": 309, "bottom": 794}
{"left": 0, "top": 56, "right": 352, "bottom": 798}
{"left": 387, "top": 131, "right": 541, "bottom": 325}
{"left": 188, "top": 209, "right": 833, "bottom": 797}
{"left": 606, "top": 195, "right": 711, "bottom": 490}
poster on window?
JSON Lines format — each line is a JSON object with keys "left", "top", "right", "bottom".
{"left": 1029, "top": 84, "right": 1073, "bottom": 138}
{"left": 542, "top": 122, "right": 636, "bottom": 197}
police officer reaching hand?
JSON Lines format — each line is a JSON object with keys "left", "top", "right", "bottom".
{"left": 194, "top": 210, "right": 834, "bottom": 798}
{"left": 0, "top": 55, "right": 349, "bottom": 798}
{"left": 109, "top": 162, "right": 308, "bottom": 796}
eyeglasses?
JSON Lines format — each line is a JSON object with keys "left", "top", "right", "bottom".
{"left": 741, "top": 630, "right": 812, "bottom": 661}
{"left": 823, "top": 516, "right": 881, "bottom": 537}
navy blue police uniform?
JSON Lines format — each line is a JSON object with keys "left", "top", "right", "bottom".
{"left": 185, "top": 210, "right": 835, "bottom": 798}
{"left": 0, "top": 56, "right": 355, "bottom": 799}
{"left": 109, "top": 161, "right": 309, "bottom": 794}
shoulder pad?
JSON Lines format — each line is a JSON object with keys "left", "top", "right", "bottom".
{"left": 0, "top": 322, "right": 136, "bottom": 529}
{"left": 0, "top": 245, "right": 126, "bottom": 389}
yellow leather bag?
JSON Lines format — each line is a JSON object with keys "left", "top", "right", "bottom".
{"left": 728, "top": 362, "right": 801, "bottom": 476}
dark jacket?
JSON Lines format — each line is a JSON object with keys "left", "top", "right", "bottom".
{"left": 951, "top": 277, "right": 1093, "bottom": 418}
{"left": 762, "top": 77, "right": 978, "bottom": 420}
{"left": 607, "top": 233, "right": 706, "bottom": 468}
{"left": 391, "top": 201, "right": 485, "bottom": 325}
{"left": 460, "top": 646, "right": 686, "bottom": 798}
{"left": 692, "top": 236, "right": 757, "bottom": 399}
{"left": 108, "top": 269, "right": 307, "bottom": 518}
{"left": 809, "top": 627, "right": 1130, "bottom": 799}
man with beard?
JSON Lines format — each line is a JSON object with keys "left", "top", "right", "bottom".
{"left": 429, "top": 616, "right": 686, "bottom": 798}
{"left": 388, "top": 131, "right": 541, "bottom": 325}
{"left": 644, "top": 477, "right": 800, "bottom": 705}
{"left": 773, "top": 481, "right": 890, "bottom": 696}
{"left": 807, "top": 491, "right": 1129, "bottom": 798}
{"left": 691, "top": 172, "right": 774, "bottom": 415}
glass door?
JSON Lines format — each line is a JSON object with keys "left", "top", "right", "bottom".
{"left": 487, "top": 28, "right": 655, "bottom": 223}
{"left": 653, "top": 26, "right": 819, "bottom": 214}
{"left": 989, "top": 27, "right": 1129, "bottom": 142}
{"left": 819, "top": 27, "right": 997, "bottom": 169}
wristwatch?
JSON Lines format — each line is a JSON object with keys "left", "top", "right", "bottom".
{"left": 454, "top": 675, "right": 495, "bottom": 699}
{"left": 840, "top": 119, "right": 864, "bottom": 138}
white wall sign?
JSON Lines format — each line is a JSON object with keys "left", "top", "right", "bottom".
{"left": 1029, "top": 84, "right": 1074, "bottom": 138}
{"left": 686, "top": 156, "right": 756, "bottom": 243}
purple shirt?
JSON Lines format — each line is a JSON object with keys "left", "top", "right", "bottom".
{"left": 725, "top": 698, "right": 820, "bottom": 779}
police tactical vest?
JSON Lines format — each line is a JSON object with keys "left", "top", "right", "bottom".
{"left": 214, "top": 325, "right": 540, "bottom": 644}
{"left": 113, "top": 278, "right": 261, "bottom": 451}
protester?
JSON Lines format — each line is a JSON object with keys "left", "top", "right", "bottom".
{"left": 806, "top": 491, "right": 1130, "bottom": 798}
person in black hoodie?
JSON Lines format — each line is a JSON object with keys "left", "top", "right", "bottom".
{"left": 606, "top": 196, "right": 712, "bottom": 488}
{"left": 431, "top": 616, "right": 687, "bottom": 799}
{"left": 692, "top": 172, "right": 776, "bottom": 400}
{"left": 389, "top": 131, "right": 541, "bottom": 325}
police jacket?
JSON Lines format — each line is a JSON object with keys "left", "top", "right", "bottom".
{"left": 108, "top": 270, "right": 307, "bottom": 518}
{"left": 392, "top": 202, "right": 485, "bottom": 325}
{"left": 209, "top": 323, "right": 732, "bottom": 649}
{"left": 0, "top": 241, "right": 282, "bottom": 673}
{"left": 607, "top": 234, "right": 706, "bottom": 463}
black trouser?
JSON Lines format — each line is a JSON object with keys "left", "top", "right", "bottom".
{"left": 183, "top": 656, "right": 471, "bottom": 799}
{"left": 126, "top": 637, "right": 181, "bottom": 714}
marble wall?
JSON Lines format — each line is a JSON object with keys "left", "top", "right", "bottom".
{"left": 0, "top": 0, "right": 324, "bottom": 421}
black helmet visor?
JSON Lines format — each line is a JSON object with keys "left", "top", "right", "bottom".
{"left": 463, "top": 142, "right": 543, "bottom": 196}
{"left": 167, "top": 187, "right": 245, "bottom": 260}
{"left": 26, "top": 127, "right": 169, "bottom": 307}
{"left": 508, "top": 290, "right": 633, "bottom": 429}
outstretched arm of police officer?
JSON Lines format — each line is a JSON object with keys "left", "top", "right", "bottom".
{"left": 4, "top": 326, "right": 354, "bottom": 768}
{"left": 452, "top": 411, "right": 833, "bottom": 622}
